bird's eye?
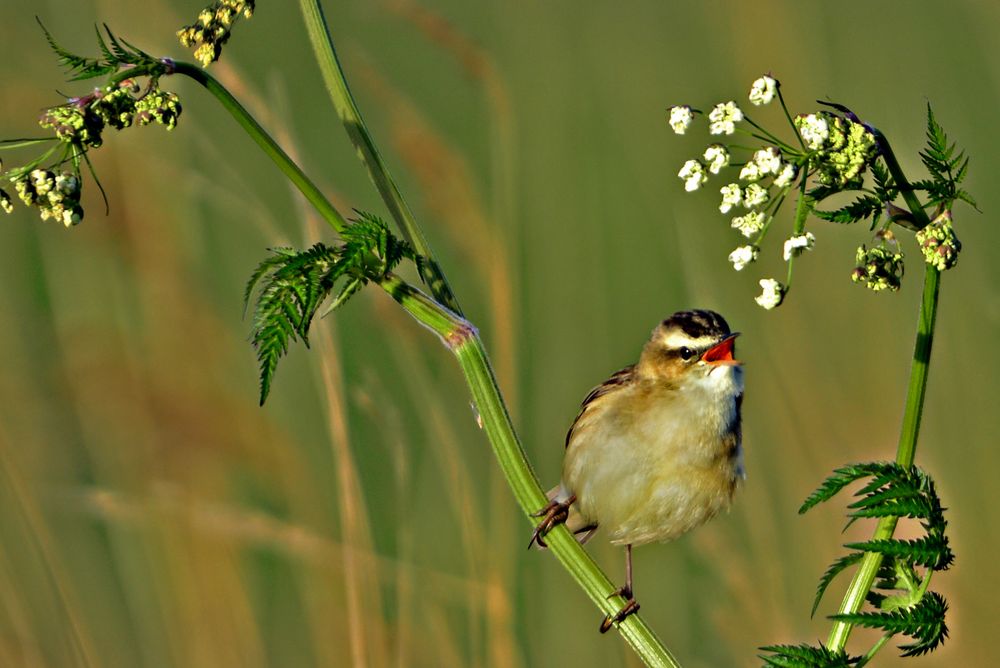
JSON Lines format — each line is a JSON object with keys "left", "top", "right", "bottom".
{"left": 679, "top": 346, "right": 695, "bottom": 361}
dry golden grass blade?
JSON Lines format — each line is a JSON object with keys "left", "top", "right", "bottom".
{"left": 368, "top": 295, "right": 490, "bottom": 664}
{"left": 0, "top": 428, "right": 99, "bottom": 668}
{"left": 71, "top": 486, "right": 497, "bottom": 606}
{"left": 315, "top": 321, "right": 391, "bottom": 668}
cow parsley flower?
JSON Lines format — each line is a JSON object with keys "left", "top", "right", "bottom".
{"left": 708, "top": 101, "right": 744, "bottom": 135}
{"left": 755, "top": 278, "right": 786, "bottom": 310}
{"left": 668, "top": 105, "right": 693, "bottom": 134}
{"left": 773, "top": 162, "right": 798, "bottom": 188}
{"left": 719, "top": 183, "right": 742, "bottom": 213}
{"left": 731, "top": 211, "right": 768, "bottom": 238}
{"left": 728, "top": 245, "right": 758, "bottom": 271}
{"left": 703, "top": 144, "right": 730, "bottom": 174}
{"left": 678, "top": 159, "right": 708, "bottom": 192}
{"left": 782, "top": 232, "right": 816, "bottom": 261}
{"left": 743, "top": 183, "right": 769, "bottom": 208}
{"left": 748, "top": 75, "right": 777, "bottom": 106}
{"left": 753, "top": 147, "right": 783, "bottom": 175}
{"left": 740, "top": 161, "right": 762, "bottom": 182}
{"left": 796, "top": 113, "right": 830, "bottom": 150}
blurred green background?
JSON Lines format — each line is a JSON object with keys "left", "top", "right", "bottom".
{"left": 1, "top": 1, "right": 998, "bottom": 666}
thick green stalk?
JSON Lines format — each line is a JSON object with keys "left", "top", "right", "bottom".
{"left": 378, "top": 273, "right": 680, "bottom": 668}
{"left": 297, "top": 0, "right": 461, "bottom": 314}
{"left": 825, "top": 134, "right": 940, "bottom": 652}
{"left": 170, "top": 61, "right": 348, "bottom": 233}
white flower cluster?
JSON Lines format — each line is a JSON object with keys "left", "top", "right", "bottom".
{"left": 703, "top": 144, "right": 730, "bottom": 174}
{"left": 773, "top": 162, "right": 798, "bottom": 188}
{"left": 748, "top": 76, "right": 777, "bottom": 106}
{"left": 708, "top": 101, "right": 744, "bottom": 135}
{"left": 677, "top": 159, "right": 708, "bottom": 192}
{"left": 668, "top": 105, "right": 693, "bottom": 134}
{"left": 731, "top": 211, "right": 768, "bottom": 238}
{"left": 754, "top": 278, "right": 786, "bottom": 310}
{"left": 796, "top": 113, "right": 829, "bottom": 150}
{"left": 782, "top": 232, "right": 816, "bottom": 261}
{"left": 743, "top": 183, "right": 768, "bottom": 208}
{"left": 719, "top": 183, "right": 742, "bottom": 213}
{"left": 728, "top": 245, "right": 758, "bottom": 271}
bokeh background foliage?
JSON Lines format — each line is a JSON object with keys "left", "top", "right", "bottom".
{"left": 1, "top": 1, "right": 998, "bottom": 666}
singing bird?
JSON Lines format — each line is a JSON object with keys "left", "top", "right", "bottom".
{"left": 531, "top": 309, "right": 744, "bottom": 632}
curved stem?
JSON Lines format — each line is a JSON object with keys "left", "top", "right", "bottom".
{"left": 170, "top": 61, "right": 349, "bottom": 233}
{"left": 297, "top": 0, "right": 462, "bottom": 315}
{"left": 378, "top": 273, "right": 681, "bottom": 668}
{"left": 825, "top": 265, "right": 940, "bottom": 652}
{"left": 825, "top": 131, "right": 941, "bottom": 654}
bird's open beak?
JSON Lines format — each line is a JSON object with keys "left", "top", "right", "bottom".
{"left": 701, "top": 332, "right": 740, "bottom": 365}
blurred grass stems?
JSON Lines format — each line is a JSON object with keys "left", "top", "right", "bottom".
{"left": 297, "top": 0, "right": 461, "bottom": 314}
{"left": 165, "top": 6, "right": 677, "bottom": 663}
{"left": 292, "top": 2, "right": 681, "bottom": 664}
{"left": 825, "top": 133, "right": 941, "bottom": 655}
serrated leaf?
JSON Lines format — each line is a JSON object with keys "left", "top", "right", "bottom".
{"left": 37, "top": 18, "right": 116, "bottom": 81}
{"left": 805, "top": 183, "right": 841, "bottom": 203}
{"left": 814, "top": 195, "right": 881, "bottom": 224}
{"left": 246, "top": 215, "right": 423, "bottom": 404}
{"left": 758, "top": 643, "right": 857, "bottom": 667}
{"left": 830, "top": 591, "right": 948, "bottom": 658}
{"left": 811, "top": 551, "right": 864, "bottom": 617}
{"left": 799, "top": 462, "right": 889, "bottom": 514}
{"left": 918, "top": 103, "right": 975, "bottom": 210}
{"left": 845, "top": 535, "right": 953, "bottom": 571}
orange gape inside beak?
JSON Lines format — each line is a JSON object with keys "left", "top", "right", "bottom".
{"left": 701, "top": 334, "right": 739, "bottom": 364}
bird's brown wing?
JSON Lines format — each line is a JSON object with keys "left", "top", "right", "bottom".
{"left": 563, "top": 364, "right": 637, "bottom": 449}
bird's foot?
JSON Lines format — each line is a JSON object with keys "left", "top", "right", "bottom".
{"left": 528, "top": 494, "right": 575, "bottom": 549}
{"left": 599, "top": 586, "right": 640, "bottom": 633}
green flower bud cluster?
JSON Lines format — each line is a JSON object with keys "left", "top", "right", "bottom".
{"left": 178, "top": 0, "right": 255, "bottom": 68}
{"left": 39, "top": 104, "right": 106, "bottom": 148}
{"left": 91, "top": 86, "right": 139, "bottom": 130}
{"left": 134, "top": 90, "right": 182, "bottom": 130}
{"left": 10, "top": 169, "right": 84, "bottom": 227}
{"left": 38, "top": 83, "right": 183, "bottom": 148}
{"left": 798, "top": 111, "right": 877, "bottom": 189}
{"left": 852, "top": 234, "right": 904, "bottom": 292}
{"left": 915, "top": 210, "right": 961, "bottom": 271}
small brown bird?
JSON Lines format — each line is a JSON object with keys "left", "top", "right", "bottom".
{"left": 531, "top": 309, "right": 744, "bottom": 632}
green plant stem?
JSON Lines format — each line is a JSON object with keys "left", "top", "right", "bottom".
{"left": 170, "top": 61, "right": 349, "bottom": 234}
{"left": 378, "top": 272, "right": 680, "bottom": 668}
{"left": 826, "top": 132, "right": 940, "bottom": 653}
{"left": 170, "top": 42, "right": 677, "bottom": 665}
{"left": 784, "top": 175, "right": 811, "bottom": 287}
{"left": 297, "top": 0, "right": 462, "bottom": 315}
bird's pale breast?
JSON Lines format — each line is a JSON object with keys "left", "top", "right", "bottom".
{"left": 563, "top": 364, "right": 743, "bottom": 546}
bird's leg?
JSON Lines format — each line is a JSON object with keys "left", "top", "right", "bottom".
{"left": 528, "top": 494, "right": 575, "bottom": 549}
{"left": 600, "top": 544, "right": 640, "bottom": 633}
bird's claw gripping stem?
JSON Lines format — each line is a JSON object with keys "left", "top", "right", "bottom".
{"left": 600, "top": 586, "right": 640, "bottom": 633}
{"left": 528, "top": 494, "right": 575, "bottom": 549}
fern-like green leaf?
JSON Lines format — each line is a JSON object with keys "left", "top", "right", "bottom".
{"left": 758, "top": 644, "right": 857, "bottom": 667}
{"left": 245, "top": 212, "right": 423, "bottom": 404}
{"left": 845, "top": 535, "right": 953, "bottom": 571}
{"left": 869, "top": 159, "right": 897, "bottom": 206}
{"left": 813, "top": 195, "right": 881, "bottom": 224}
{"left": 247, "top": 243, "right": 342, "bottom": 404}
{"left": 38, "top": 19, "right": 117, "bottom": 81}
{"left": 918, "top": 104, "right": 976, "bottom": 209}
{"left": 811, "top": 551, "right": 864, "bottom": 617}
{"left": 830, "top": 591, "right": 948, "bottom": 657}
{"left": 799, "top": 462, "right": 889, "bottom": 514}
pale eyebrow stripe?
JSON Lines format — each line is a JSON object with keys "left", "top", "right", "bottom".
{"left": 661, "top": 332, "right": 717, "bottom": 350}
